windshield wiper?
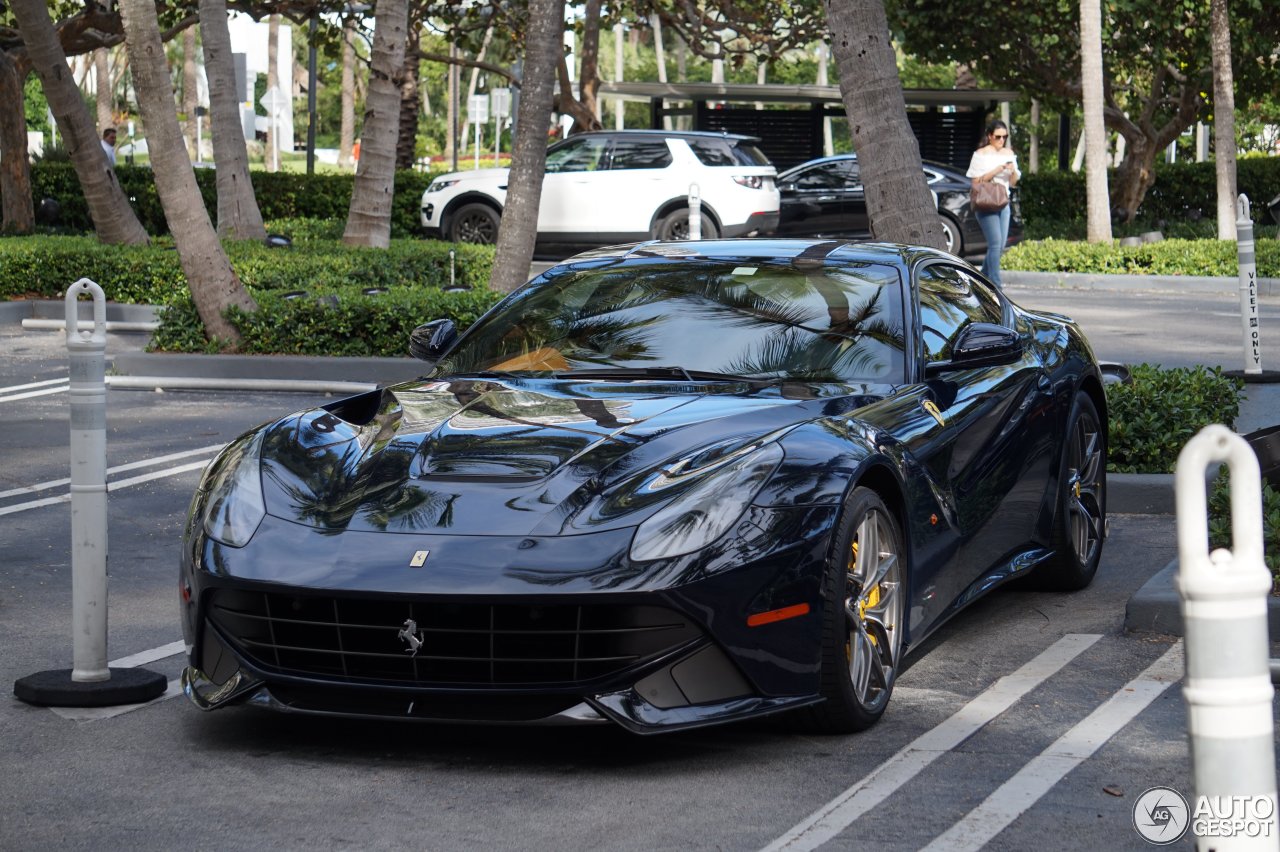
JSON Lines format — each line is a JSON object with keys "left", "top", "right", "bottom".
{"left": 554, "top": 366, "right": 772, "bottom": 384}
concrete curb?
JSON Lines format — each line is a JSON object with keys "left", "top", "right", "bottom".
{"left": 1124, "top": 559, "right": 1280, "bottom": 636}
{"left": 1110, "top": 473, "right": 1176, "bottom": 515}
{"left": 0, "top": 300, "right": 160, "bottom": 324}
{"left": 1003, "top": 270, "right": 1280, "bottom": 298}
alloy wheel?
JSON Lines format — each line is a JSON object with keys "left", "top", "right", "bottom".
{"left": 844, "top": 508, "right": 903, "bottom": 712}
{"left": 1064, "top": 409, "right": 1105, "bottom": 569}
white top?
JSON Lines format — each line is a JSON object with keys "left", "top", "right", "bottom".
{"left": 966, "top": 150, "right": 1020, "bottom": 189}
{"left": 101, "top": 139, "right": 116, "bottom": 166}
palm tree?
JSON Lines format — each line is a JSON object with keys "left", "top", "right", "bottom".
{"left": 1210, "top": 0, "right": 1238, "bottom": 240}
{"left": 198, "top": 0, "right": 266, "bottom": 241}
{"left": 1080, "top": 0, "right": 1112, "bottom": 242}
{"left": 343, "top": 0, "right": 409, "bottom": 248}
{"left": 488, "top": 0, "right": 567, "bottom": 293}
{"left": 10, "top": 0, "right": 148, "bottom": 245}
{"left": 119, "top": 0, "right": 256, "bottom": 346}
{"left": 0, "top": 51, "right": 33, "bottom": 233}
{"left": 824, "top": 0, "right": 944, "bottom": 250}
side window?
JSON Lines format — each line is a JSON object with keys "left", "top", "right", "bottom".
{"left": 795, "top": 162, "right": 852, "bottom": 189}
{"left": 917, "top": 264, "right": 1004, "bottom": 363}
{"left": 687, "top": 139, "right": 737, "bottom": 166}
{"left": 609, "top": 140, "right": 673, "bottom": 170}
{"left": 545, "top": 137, "right": 609, "bottom": 173}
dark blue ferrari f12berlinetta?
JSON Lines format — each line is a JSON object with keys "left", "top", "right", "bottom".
{"left": 180, "top": 239, "right": 1107, "bottom": 735}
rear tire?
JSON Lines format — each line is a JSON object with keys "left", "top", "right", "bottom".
{"left": 939, "top": 215, "right": 963, "bottom": 256}
{"left": 652, "top": 209, "right": 719, "bottom": 241}
{"left": 449, "top": 203, "right": 500, "bottom": 244}
{"left": 1038, "top": 391, "right": 1106, "bottom": 591}
{"left": 795, "top": 487, "right": 904, "bottom": 734}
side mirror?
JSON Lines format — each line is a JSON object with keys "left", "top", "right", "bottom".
{"left": 409, "top": 319, "right": 458, "bottom": 363}
{"left": 926, "top": 322, "right": 1022, "bottom": 374}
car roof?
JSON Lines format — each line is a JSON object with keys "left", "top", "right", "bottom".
{"left": 562, "top": 129, "right": 763, "bottom": 144}
{"left": 777, "top": 154, "right": 964, "bottom": 178}
{"left": 565, "top": 238, "right": 950, "bottom": 268}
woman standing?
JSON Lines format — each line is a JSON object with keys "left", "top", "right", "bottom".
{"left": 966, "top": 120, "right": 1020, "bottom": 287}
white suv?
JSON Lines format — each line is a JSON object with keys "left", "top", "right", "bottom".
{"left": 420, "top": 130, "right": 780, "bottom": 248}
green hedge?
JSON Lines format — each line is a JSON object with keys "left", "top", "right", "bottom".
{"left": 1004, "top": 237, "right": 1280, "bottom": 278}
{"left": 28, "top": 163, "right": 439, "bottom": 238}
{"left": 1106, "top": 364, "right": 1244, "bottom": 474}
{"left": 1209, "top": 470, "right": 1280, "bottom": 579}
{"left": 150, "top": 284, "right": 503, "bottom": 356}
{"left": 0, "top": 235, "right": 494, "bottom": 304}
{"left": 1019, "top": 157, "right": 1280, "bottom": 238}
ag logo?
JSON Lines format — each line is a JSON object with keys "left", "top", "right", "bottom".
{"left": 409, "top": 549, "right": 430, "bottom": 568}
{"left": 1132, "top": 786, "right": 1190, "bottom": 845}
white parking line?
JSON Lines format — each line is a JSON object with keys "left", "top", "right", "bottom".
{"left": 47, "top": 641, "right": 189, "bottom": 721}
{"left": 921, "top": 642, "right": 1184, "bottom": 852}
{"left": 761, "top": 633, "right": 1103, "bottom": 852}
{"left": 0, "top": 443, "right": 224, "bottom": 501}
{"left": 0, "top": 459, "right": 211, "bottom": 517}
{"left": 0, "top": 383, "right": 69, "bottom": 404}
{"left": 0, "top": 377, "right": 69, "bottom": 394}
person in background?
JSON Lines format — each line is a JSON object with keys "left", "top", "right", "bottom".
{"left": 101, "top": 127, "right": 117, "bottom": 167}
{"left": 965, "top": 119, "right": 1020, "bottom": 287}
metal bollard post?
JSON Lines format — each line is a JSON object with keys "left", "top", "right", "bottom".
{"left": 13, "top": 279, "right": 167, "bottom": 707}
{"left": 1236, "top": 194, "right": 1263, "bottom": 374}
{"left": 688, "top": 182, "right": 702, "bottom": 241}
{"left": 65, "top": 279, "right": 110, "bottom": 682}
{"left": 1176, "top": 425, "right": 1278, "bottom": 850}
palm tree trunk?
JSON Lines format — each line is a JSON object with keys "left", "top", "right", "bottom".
{"left": 342, "top": 0, "right": 408, "bottom": 249}
{"left": 338, "top": 15, "right": 356, "bottom": 168}
{"left": 265, "top": 13, "right": 280, "bottom": 172}
{"left": 199, "top": 0, "right": 265, "bottom": 241}
{"left": 824, "top": 0, "right": 943, "bottom": 249}
{"left": 10, "top": 0, "right": 148, "bottom": 245}
{"left": 94, "top": 47, "right": 113, "bottom": 133}
{"left": 0, "top": 51, "right": 35, "bottom": 234}
{"left": 1080, "top": 0, "right": 1111, "bottom": 242}
{"left": 182, "top": 27, "right": 199, "bottom": 159}
{"left": 396, "top": 20, "right": 419, "bottom": 170}
{"left": 489, "top": 0, "right": 566, "bottom": 293}
{"left": 1210, "top": 0, "right": 1238, "bottom": 239}
{"left": 119, "top": 0, "right": 256, "bottom": 347}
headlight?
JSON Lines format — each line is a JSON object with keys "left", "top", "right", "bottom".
{"left": 427, "top": 179, "right": 460, "bottom": 193}
{"left": 199, "top": 432, "right": 265, "bottom": 548}
{"left": 629, "top": 442, "right": 783, "bottom": 562}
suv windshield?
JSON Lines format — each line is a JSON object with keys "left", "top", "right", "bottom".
{"left": 436, "top": 260, "right": 905, "bottom": 382}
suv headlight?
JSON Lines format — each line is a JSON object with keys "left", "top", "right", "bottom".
{"left": 629, "top": 441, "right": 783, "bottom": 562}
{"left": 198, "top": 432, "right": 266, "bottom": 548}
{"left": 427, "top": 179, "right": 460, "bottom": 193}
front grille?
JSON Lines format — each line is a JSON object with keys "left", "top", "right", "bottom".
{"left": 207, "top": 589, "right": 700, "bottom": 688}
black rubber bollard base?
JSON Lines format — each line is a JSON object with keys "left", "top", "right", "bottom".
{"left": 14, "top": 667, "right": 169, "bottom": 707}
{"left": 1225, "top": 369, "right": 1280, "bottom": 384}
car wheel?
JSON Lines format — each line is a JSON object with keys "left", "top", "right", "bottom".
{"left": 449, "top": 203, "right": 500, "bottom": 244}
{"left": 652, "top": 209, "right": 719, "bottom": 241}
{"left": 798, "top": 487, "right": 904, "bottom": 733}
{"left": 1040, "top": 392, "right": 1107, "bottom": 590}
{"left": 939, "top": 215, "right": 963, "bottom": 256}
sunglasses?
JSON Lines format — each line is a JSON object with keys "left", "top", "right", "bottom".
{"left": 992, "top": 134, "right": 1008, "bottom": 140}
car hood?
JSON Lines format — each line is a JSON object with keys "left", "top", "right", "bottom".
{"left": 257, "top": 376, "right": 872, "bottom": 537}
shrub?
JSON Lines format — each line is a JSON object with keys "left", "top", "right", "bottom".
{"left": 1208, "top": 470, "right": 1280, "bottom": 583}
{"left": 1003, "top": 237, "right": 1280, "bottom": 278}
{"left": 28, "top": 162, "right": 439, "bottom": 238}
{"left": 1106, "top": 364, "right": 1244, "bottom": 474}
{"left": 149, "top": 284, "right": 503, "bottom": 356}
{"left": 0, "top": 235, "right": 494, "bottom": 304}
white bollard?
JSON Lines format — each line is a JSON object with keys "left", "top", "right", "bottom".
{"left": 688, "top": 182, "right": 702, "bottom": 241}
{"left": 65, "top": 279, "right": 110, "bottom": 682}
{"left": 1176, "top": 425, "right": 1279, "bottom": 850}
{"left": 1237, "top": 194, "right": 1263, "bottom": 374}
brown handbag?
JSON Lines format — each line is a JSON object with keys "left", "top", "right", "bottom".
{"left": 970, "top": 180, "right": 1009, "bottom": 213}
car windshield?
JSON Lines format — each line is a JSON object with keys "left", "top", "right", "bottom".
{"left": 436, "top": 259, "right": 906, "bottom": 383}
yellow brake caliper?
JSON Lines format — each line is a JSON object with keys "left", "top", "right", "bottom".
{"left": 852, "top": 540, "right": 880, "bottom": 647}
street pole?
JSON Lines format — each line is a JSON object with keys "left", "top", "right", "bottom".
{"left": 1236, "top": 194, "right": 1263, "bottom": 374}
{"left": 307, "top": 13, "right": 317, "bottom": 175}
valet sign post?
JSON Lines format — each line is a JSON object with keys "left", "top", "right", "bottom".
{"left": 469, "top": 94, "right": 489, "bottom": 170}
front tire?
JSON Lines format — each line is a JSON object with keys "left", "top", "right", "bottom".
{"left": 797, "top": 487, "right": 905, "bottom": 733}
{"left": 449, "top": 203, "right": 500, "bottom": 244}
{"left": 1040, "top": 391, "right": 1106, "bottom": 590}
{"left": 652, "top": 209, "right": 719, "bottom": 241}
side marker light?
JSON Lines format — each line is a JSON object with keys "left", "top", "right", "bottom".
{"left": 747, "top": 602, "right": 811, "bottom": 627}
